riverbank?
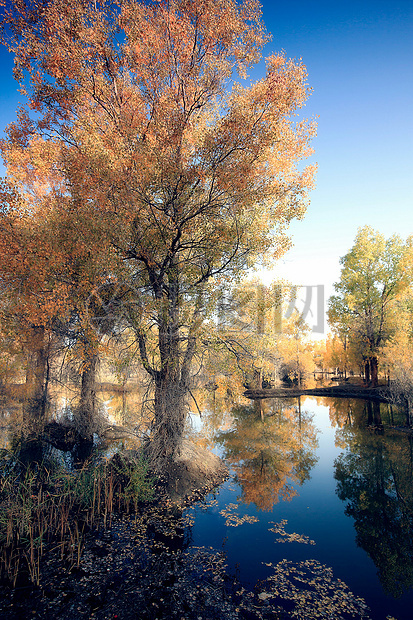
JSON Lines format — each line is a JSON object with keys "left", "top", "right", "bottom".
{"left": 0, "top": 475, "right": 370, "bottom": 620}
{"left": 244, "top": 383, "right": 393, "bottom": 403}
{"left": 0, "top": 395, "right": 384, "bottom": 620}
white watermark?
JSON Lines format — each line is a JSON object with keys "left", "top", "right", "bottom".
{"left": 217, "top": 284, "right": 325, "bottom": 336}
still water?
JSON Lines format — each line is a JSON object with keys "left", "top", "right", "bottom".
{"left": 2, "top": 390, "right": 412, "bottom": 618}
{"left": 185, "top": 396, "right": 413, "bottom": 620}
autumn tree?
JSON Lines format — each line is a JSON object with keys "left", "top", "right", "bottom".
{"left": 0, "top": 180, "right": 71, "bottom": 430}
{"left": 323, "top": 333, "right": 356, "bottom": 378}
{"left": 47, "top": 206, "right": 125, "bottom": 439}
{"left": 204, "top": 279, "right": 283, "bottom": 391}
{"left": 328, "top": 227, "right": 412, "bottom": 387}
{"left": 204, "top": 280, "right": 321, "bottom": 393}
{"left": 383, "top": 292, "right": 413, "bottom": 423}
{"left": 1, "top": 0, "right": 316, "bottom": 467}
{"left": 231, "top": 281, "right": 283, "bottom": 389}
{"left": 0, "top": 126, "right": 125, "bottom": 439}
{"left": 277, "top": 308, "right": 315, "bottom": 387}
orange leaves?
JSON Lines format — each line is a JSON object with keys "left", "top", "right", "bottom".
{"left": 1, "top": 124, "right": 65, "bottom": 210}
{"left": 121, "top": 0, "right": 267, "bottom": 78}
{"left": 0, "top": 0, "right": 317, "bottom": 391}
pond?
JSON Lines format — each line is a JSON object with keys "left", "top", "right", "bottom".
{"left": 1, "top": 390, "right": 413, "bottom": 619}
{"left": 184, "top": 395, "right": 413, "bottom": 620}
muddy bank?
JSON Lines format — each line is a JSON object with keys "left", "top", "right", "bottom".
{"left": 164, "top": 438, "right": 229, "bottom": 507}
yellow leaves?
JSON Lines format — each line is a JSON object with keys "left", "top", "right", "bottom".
{"left": 219, "top": 502, "right": 259, "bottom": 527}
{"left": 264, "top": 558, "right": 371, "bottom": 619}
{"left": 329, "top": 227, "right": 412, "bottom": 378}
{"left": 1, "top": 0, "right": 317, "bottom": 393}
{"left": 269, "top": 519, "right": 316, "bottom": 545}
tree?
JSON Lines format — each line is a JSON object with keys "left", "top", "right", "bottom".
{"left": 383, "top": 292, "right": 413, "bottom": 424}
{"left": 204, "top": 279, "right": 283, "bottom": 391}
{"left": 0, "top": 180, "right": 71, "bottom": 430}
{"left": 1, "top": 0, "right": 316, "bottom": 467}
{"left": 0, "top": 163, "right": 121, "bottom": 439}
{"left": 323, "top": 332, "right": 360, "bottom": 378}
{"left": 328, "top": 226, "right": 412, "bottom": 387}
{"left": 277, "top": 308, "right": 314, "bottom": 387}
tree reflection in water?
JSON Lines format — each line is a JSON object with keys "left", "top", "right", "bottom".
{"left": 215, "top": 398, "right": 319, "bottom": 511}
{"left": 331, "top": 399, "right": 413, "bottom": 598}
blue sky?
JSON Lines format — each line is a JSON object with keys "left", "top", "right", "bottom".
{"left": 258, "top": 0, "right": 413, "bottom": 315}
{"left": 0, "top": 0, "right": 412, "bottom": 334}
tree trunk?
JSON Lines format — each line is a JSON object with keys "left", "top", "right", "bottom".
{"left": 147, "top": 274, "right": 187, "bottom": 469}
{"left": 254, "top": 399, "right": 264, "bottom": 421}
{"left": 76, "top": 354, "right": 98, "bottom": 440}
{"left": 150, "top": 375, "right": 186, "bottom": 468}
{"left": 343, "top": 334, "right": 348, "bottom": 380}
{"left": 370, "top": 356, "right": 379, "bottom": 387}
{"left": 406, "top": 397, "right": 413, "bottom": 428}
{"left": 252, "top": 367, "right": 263, "bottom": 390}
{"left": 139, "top": 271, "right": 202, "bottom": 470}
{"left": 364, "top": 359, "right": 370, "bottom": 384}
{"left": 24, "top": 326, "right": 49, "bottom": 434}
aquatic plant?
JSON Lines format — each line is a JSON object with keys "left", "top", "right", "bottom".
{"left": 0, "top": 448, "right": 155, "bottom": 586}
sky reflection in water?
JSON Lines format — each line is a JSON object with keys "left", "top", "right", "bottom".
{"left": 188, "top": 397, "right": 413, "bottom": 620}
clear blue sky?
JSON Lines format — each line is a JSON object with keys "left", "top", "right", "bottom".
{"left": 0, "top": 0, "right": 412, "bottom": 334}
{"left": 258, "top": 0, "right": 413, "bottom": 316}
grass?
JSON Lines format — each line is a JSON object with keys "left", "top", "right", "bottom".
{"left": 0, "top": 446, "right": 156, "bottom": 586}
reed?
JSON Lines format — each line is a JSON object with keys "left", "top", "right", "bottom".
{"left": 0, "top": 447, "right": 155, "bottom": 586}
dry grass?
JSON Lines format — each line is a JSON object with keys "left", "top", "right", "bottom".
{"left": 0, "top": 447, "right": 155, "bottom": 586}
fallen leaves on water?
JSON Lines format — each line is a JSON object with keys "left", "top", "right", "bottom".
{"left": 219, "top": 503, "right": 259, "bottom": 527}
{"left": 268, "top": 519, "right": 316, "bottom": 545}
{"left": 259, "top": 558, "right": 371, "bottom": 619}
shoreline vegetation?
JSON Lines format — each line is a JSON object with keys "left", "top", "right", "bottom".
{"left": 244, "top": 383, "right": 394, "bottom": 403}
{"left": 0, "top": 430, "right": 228, "bottom": 595}
{"left": 0, "top": 450, "right": 156, "bottom": 584}
{"left": 0, "top": 441, "right": 234, "bottom": 620}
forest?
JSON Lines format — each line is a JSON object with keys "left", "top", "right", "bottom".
{"left": 0, "top": 0, "right": 318, "bottom": 468}
{"left": 0, "top": 1, "right": 413, "bottom": 618}
{"left": 0, "top": 0, "right": 413, "bottom": 514}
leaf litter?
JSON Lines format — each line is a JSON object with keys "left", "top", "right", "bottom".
{"left": 219, "top": 502, "right": 259, "bottom": 527}
{"left": 0, "top": 494, "right": 371, "bottom": 619}
{"left": 269, "top": 519, "right": 316, "bottom": 545}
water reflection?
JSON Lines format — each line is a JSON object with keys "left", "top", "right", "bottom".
{"left": 3, "top": 378, "right": 413, "bottom": 616}
{"left": 315, "top": 398, "right": 413, "bottom": 599}
{"left": 333, "top": 416, "right": 413, "bottom": 598}
{"left": 328, "top": 398, "right": 406, "bottom": 436}
{"left": 0, "top": 383, "right": 150, "bottom": 455}
{"left": 194, "top": 394, "right": 413, "bottom": 615}
{"left": 215, "top": 398, "right": 319, "bottom": 511}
